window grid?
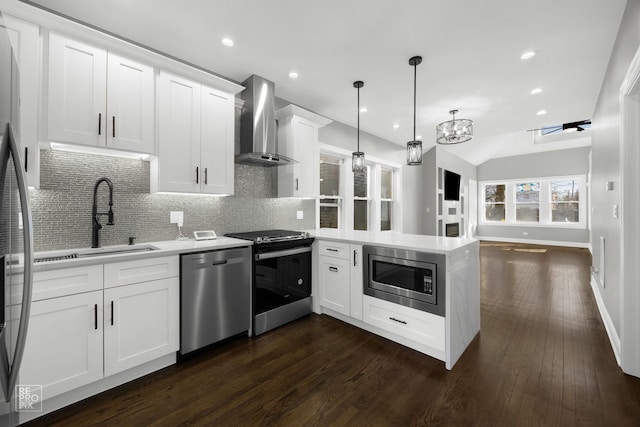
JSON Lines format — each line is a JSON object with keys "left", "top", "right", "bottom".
{"left": 319, "top": 150, "right": 400, "bottom": 232}
{"left": 481, "top": 176, "right": 585, "bottom": 227}
{"left": 319, "top": 155, "right": 343, "bottom": 229}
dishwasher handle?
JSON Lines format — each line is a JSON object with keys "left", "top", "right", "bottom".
{"left": 255, "top": 246, "right": 312, "bottom": 261}
{"left": 211, "top": 259, "right": 227, "bottom": 266}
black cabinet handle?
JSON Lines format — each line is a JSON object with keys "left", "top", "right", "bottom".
{"left": 112, "top": 116, "right": 115, "bottom": 138}
{"left": 204, "top": 168, "right": 208, "bottom": 185}
{"left": 329, "top": 266, "right": 338, "bottom": 272}
{"left": 94, "top": 304, "right": 98, "bottom": 330}
{"left": 389, "top": 317, "right": 407, "bottom": 325}
{"left": 110, "top": 301, "right": 114, "bottom": 326}
{"left": 24, "top": 147, "right": 28, "bottom": 172}
{"left": 98, "top": 113, "right": 102, "bottom": 135}
{"left": 327, "top": 248, "right": 338, "bottom": 252}
{"left": 353, "top": 250, "right": 358, "bottom": 267}
{"left": 196, "top": 167, "right": 199, "bottom": 184}
{"left": 295, "top": 178, "right": 299, "bottom": 191}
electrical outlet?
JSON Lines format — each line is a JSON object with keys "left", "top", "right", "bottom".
{"left": 170, "top": 211, "right": 184, "bottom": 226}
{"left": 296, "top": 210, "right": 304, "bottom": 220}
{"left": 523, "top": 231, "right": 529, "bottom": 236}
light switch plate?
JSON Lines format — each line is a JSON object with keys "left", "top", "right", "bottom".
{"left": 170, "top": 211, "right": 184, "bottom": 226}
{"left": 296, "top": 210, "right": 304, "bottom": 220}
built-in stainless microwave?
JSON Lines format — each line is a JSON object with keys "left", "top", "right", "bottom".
{"left": 363, "top": 246, "right": 445, "bottom": 316}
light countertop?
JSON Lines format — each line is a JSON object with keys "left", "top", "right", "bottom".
{"left": 312, "top": 229, "right": 477, "bottom": 254}
{"left": 22, "top": 237, "right": 252, "bottom": 272}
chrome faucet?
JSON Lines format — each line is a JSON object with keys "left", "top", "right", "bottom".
{"left": 92, "top": 177, "right": 115, "bottom": 248}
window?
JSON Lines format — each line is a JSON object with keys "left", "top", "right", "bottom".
{"left": 380, "top": 168, "right": 393, "bottom": 231}
{"left": 480, "top": 176, "right": 585, "bottom": 227}
{"left": 515, "top": 182, "right": 540, "bottom": 222}
{"left": 551, "top": 179, "right": 580, "bottom": 223}
{"left": 318, "top": 145, "right": 401, "bottom": 232}
{"left": 353, "top": 166, "right": 370, "bottom": 230}
{"left": 484, "top": 184, "right": 506, "bottom": 221}
{"left": 319, "top": 155, "right": 342, "bottom": 229}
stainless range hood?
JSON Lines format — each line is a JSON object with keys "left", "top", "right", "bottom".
{"left": 236, "top": 75, "right": 295, "bottom": 167}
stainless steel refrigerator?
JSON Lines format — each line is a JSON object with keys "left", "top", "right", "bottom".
{"left": 0, "top": 11, "right": 34, "bottom": 427}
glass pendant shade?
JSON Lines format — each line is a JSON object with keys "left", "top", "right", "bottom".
{"left": 352, "top": 151, "right": 365, "bottom": 172}
{"left": 406, "top": 140, "right": 422, "bottom": 165}
{"left": 436, "top": 109, "right": 473, "bottom": 145}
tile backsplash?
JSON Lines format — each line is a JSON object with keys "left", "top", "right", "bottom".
{"left": 30, "top": 150, "right": 315, "bottom": 251}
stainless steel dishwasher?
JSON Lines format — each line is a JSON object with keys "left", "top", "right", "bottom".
{"left": 180, "top": 247, "right": 251, "bottom": 356}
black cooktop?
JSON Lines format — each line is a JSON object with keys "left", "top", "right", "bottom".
{"left": 225, "top": 229, "right": 309, "bottom": 244}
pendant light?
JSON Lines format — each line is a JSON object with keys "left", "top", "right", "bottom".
{"left": 436, "top": 109, "right": 473, "bottom": 144}
{"left": 352, "top": 80, "right": 365, "bottom": 172}
{"left": 407, "top": 56, "right": 423, "bottom": 165}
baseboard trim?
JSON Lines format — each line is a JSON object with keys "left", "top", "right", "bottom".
{"left": 590, "top": 275, "right": 621, "bottom": 366}
{"left": 477, "top": 236, "right": 590, "bottom": 248}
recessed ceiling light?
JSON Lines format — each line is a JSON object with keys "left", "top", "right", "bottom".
{"left": 360, "top": 107, "right": 367, "bottom": 113}
{"left": 530, "top": 87, "right": 543, "bottom": 95}
{"left": 221, "top": 37, "right": 234, "bottom": 47}
{"left": 521, "top": 51, "right": 536, "bottom": 60}
{"left": 393, "top": 123, "right": 400, "bottom": 129}
{"left": 537, "top": 110, "right": 547, "bottom": 115}
{"left": 288, "top": 71, "right": 298, "bottom": 79}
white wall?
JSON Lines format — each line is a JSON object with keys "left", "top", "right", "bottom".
{"left": 476, "top": 146, "right": 591, "bottom": 245}
{"left": 590, "top": 0, "right": 640, "bottom": 337}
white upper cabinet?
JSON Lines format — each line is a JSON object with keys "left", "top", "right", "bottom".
{"left": 2, "top": 14, "right": 41, "bottom": 188}
{"left": 154, "top": 72, "right": 200, "bottom": 193}
{"left": 152, "top": 71, "right": 234, "bottom": 195}
{"left": 47, "top": 33, "right": 155, "bottom": 154}
{"left": 200, "top": 85, "right": 234, "bottom": 194}
{"left": 276, "top": 105, "right": 332, "bottom": 198}
{"left": 106, "top": 53, "right": 155, "bottom": 152}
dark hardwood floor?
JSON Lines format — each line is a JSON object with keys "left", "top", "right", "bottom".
{"left": 26, "top": 242, "right": 640, "bottom": 426}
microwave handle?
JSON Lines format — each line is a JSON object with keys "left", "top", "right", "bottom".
{"left": 424, "top": 276, "right": 433, "bottom": 295}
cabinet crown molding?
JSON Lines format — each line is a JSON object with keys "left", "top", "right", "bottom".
{"left": 275, "top": 104, "right": 332, "bottom": 128}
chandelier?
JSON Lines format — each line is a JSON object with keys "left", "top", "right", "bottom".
{"left": 436, "top": 109, "right": 473, "bottom": 145}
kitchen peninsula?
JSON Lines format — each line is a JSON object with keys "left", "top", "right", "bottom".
{"left": 312, "top": 230, "right": 480, "bottom": 369}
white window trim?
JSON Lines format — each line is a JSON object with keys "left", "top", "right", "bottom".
{"left": 479, "top": 175, "right": 587, "bottom": 228}
{"left": 318, "top": 143, "right": 402, "bottom": 232}
{"left": 318, "top": 154, "right": 344, "bottom": 229}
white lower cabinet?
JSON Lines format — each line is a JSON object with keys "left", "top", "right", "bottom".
{"left": 18, "top": 256, "right": 179, "bottom": 404}
{"left": 317, "top": 242, "right": 363, "bottom": 319}
{"left": 19, "top": 291, "right": 104, "bottom": 400}
{"left": 103, "top": 277, "right": 179, "bottom": 377}
{"left": 318, "top": 256, "right": 350, "bottom": 316}
{"left": 362, "top": 295, "right": 445, "bottom": 351}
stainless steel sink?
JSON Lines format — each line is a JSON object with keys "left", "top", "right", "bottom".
{"left": 77, "top": 245, "right": 158, "bottom": 257}
{"left": 34, "top": 245, "right": 159, "bottom": 263}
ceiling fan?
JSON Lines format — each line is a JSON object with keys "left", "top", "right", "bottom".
{"left": 527, "top": 119, "right": 591, "bottom": 135}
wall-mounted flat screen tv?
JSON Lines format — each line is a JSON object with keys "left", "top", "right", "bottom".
{"left": 444, "top": 170, "right": 461, "bottom": 201}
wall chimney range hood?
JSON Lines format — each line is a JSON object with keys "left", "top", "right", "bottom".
{"left": 236, "top": 75, "right": 296, "bottom": 167}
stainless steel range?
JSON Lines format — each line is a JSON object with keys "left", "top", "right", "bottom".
{"left": 225, "top": 229, "right": 314, "bottom": 335}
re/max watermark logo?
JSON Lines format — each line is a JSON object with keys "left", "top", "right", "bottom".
{"left": 15, "top": 385, "right": 42, "bottom": 412}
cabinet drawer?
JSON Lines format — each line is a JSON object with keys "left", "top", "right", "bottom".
{"left": 104, "top": 256, "right": 179, "bottom": 288}
{"left": 317, "top": 241, "right": 350, "bottom": 259}
{"left": 10, "top": 265, "right": 104, "bottom": 304}
{"left": 363, "top": 295, "right": 445, "bottom": 351}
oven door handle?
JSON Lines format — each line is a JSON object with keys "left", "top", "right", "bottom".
{"left": 255, "top": 246, "right": 312, "bottom": 260}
